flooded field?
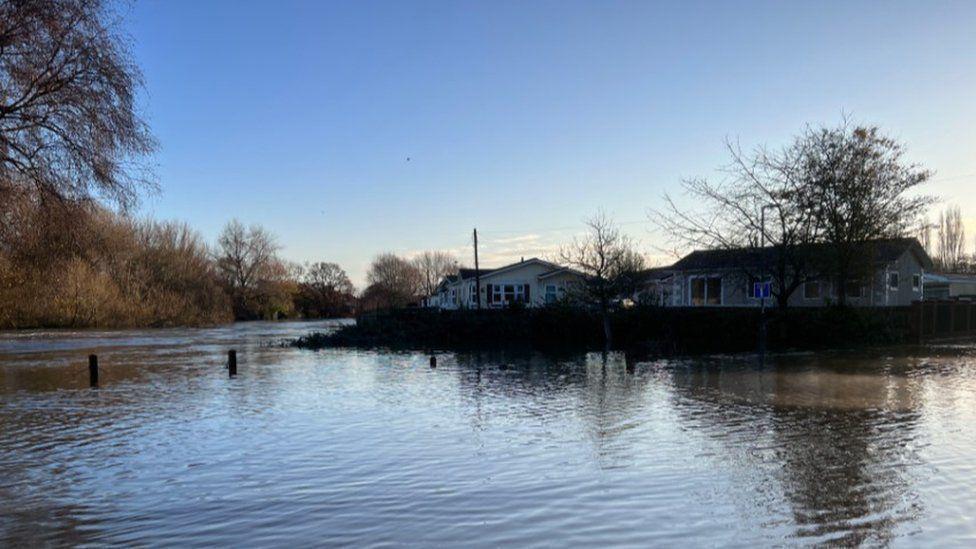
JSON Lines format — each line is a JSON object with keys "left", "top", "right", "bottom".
{"left": 1, "top": 321, "right": 975, "bottom": 546}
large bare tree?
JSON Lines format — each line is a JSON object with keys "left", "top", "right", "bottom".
{"left": 0, "top": 0, "right": 156, "bottom": 209}
{"left": 413, "top": 251, "right": 458, "bottom": 296}
{"left": 293, "top": 261, "right": 355, "bottom": 318}
{"left": 655, "top": 120, "right": 933, "bottom": 307}
{"left": 653, "top": 138, "right": 822, "bottom": 310}
{"left": 560, "top": 212, "right": 644, "bottom": 348}
{"left": 215, "top": 220, "right": 282, "bottom": 318}
{"left": 364, "top": 253, "right": 422, "bottom": 310}
{"left": 798, "top": 122, "right": 932, "bottom": 304}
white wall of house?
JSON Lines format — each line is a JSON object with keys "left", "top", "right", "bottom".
{"left": 426, "top": 259, "right": 583, "bottom": 310}
{"left": 479, "top": 260, "right": 564, "bottom": 308}
{"left": 668, "top": 249, "right": 926, "bottom": 308}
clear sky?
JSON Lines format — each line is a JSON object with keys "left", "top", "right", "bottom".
{"left": 126, "top": 0, "right": 976, "bottom": 286}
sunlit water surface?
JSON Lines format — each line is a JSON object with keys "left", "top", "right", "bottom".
{"left": 1, "top": 321, "right": 976, "bottom": 547}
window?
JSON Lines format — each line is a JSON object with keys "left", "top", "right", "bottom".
{"left": 888, "top": 272, "right": 899, "bottom": 290}
{"left": 691, "top": 276, "right": 722, "bottom": 306}
{"left": 845, "top": 281, "right": 863, "bottom": 298}
{"left": 545, "top": 284, "right": 558, "bottom": 304}
{"left": 912, "top": 274, "right": 921, "bottom": 291}
{"left": 706, "top": 278, "right": 721, "bottom": 305}
{"left": 804, "top": 281, "right": 822, "bottom": 300}
{"left": 491, "top": 284, "right": 529, "bottom": 306}
{"left": 748, "top": 277, "right": 772, "bottom": 299}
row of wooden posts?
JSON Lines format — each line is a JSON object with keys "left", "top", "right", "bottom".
{"left": 85, "top": 349, "right": 437, "bottom": 388}
{"left": 86, "top": 349, "right": 240, "bottom": 388}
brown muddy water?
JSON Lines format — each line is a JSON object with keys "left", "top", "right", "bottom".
{"left": 1, "top": 320, "right": 975, "bottom": 547}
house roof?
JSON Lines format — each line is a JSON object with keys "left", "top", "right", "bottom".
{"left": 638, "top": 267, "right": 676, "bottom": 281}
{"left": 924, "top": 272, "right": 976, "bottom": 284}
{"left": 538, "top": 266, "right": 585, "bottom": 280}
{"left": 433, "top": 258, "right": 581, "bottom": 294}
{"left": 455, "top": 258, "right": 563, "bottom": 281}
{"left": 457, "top": 267, "right": 495, "bottom": 279}
{"left": 671, "top": 238, "right": 933, "bottom": 272}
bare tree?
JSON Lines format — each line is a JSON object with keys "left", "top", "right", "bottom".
{"left": 305, "top": 262, "right": 354, "bottom": 295}
{"left": 916, "top": 216, "right": 934, "bottom": 260}
{"left": 937, "top": 206, "right": 966, "bottom": 272}
{"left": 0, "top": 0, "right": 156, "bottom": 209}
{"left": 413, "top": 251, "right": 458, "bottom": 297}
{"left": 215, "top": 220, "right": 281, "bottom": 318}
{"left": 560, "top": 212, "right": 644, "bottom": 348}
{"left": 655, "top": 120, "right": 933, "bottom": 307}
{"left": 365, "top": 253, "right": 423, "bottom": 310}
{"left": 653, "top": 138, "right": 822, "bottom": 310}
{"left": 798, "top": 122, "right": 933, "bottom": 304}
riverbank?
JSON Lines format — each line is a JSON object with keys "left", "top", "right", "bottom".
{"left": 290, "top": 306, "right": 913, "bottom": 355}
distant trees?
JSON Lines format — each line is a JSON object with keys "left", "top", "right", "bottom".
{"left": 294, "top": 262, "right": 355, "bottom": 318}
{"left": 0, "top": 0, "right": 156, "bottom": 209}
{"left": 413, "top": 251, "right": 458, "bottom": 297}
{"left": 937, "top": 206, "right": 967, "bottom": 272}
{"left": 0, "top": 197, "right": 230, "bottom": 328}
{"left": 362, "top": 253, "right": 423, "bottom": 311}
{"left": 655, "top": 120, "right": 933, "bottom": 306}
{"left": 560, "top": 213, "right": 645, "bottom": 347}
{"left": 214, "top": 220, "right": 296, "bottom": 320}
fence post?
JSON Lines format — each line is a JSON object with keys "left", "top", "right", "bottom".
{"left": 88, "top": 354, "right": 98, "bottom": 387}
{"left": 228, "top": 350, "right": 237, "bottom": 377}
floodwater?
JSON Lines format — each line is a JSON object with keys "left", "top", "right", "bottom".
{"left": 1, "top": 321, "right": 975, "bottom": 547}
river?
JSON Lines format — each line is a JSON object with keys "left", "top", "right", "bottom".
{"left": 1, "top": 320, "right": 974, "bottom": 546}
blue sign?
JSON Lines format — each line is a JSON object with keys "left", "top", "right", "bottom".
{"left": 754, "top": 281, "right": 772, "bottom": 298}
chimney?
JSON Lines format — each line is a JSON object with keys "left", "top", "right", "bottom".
{"left": 520, "top": 256, "right": 524, "bottom": 263}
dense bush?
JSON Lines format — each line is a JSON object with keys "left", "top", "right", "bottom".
{"left": 0, "top": 198, "right": 232, "bottom": 328}
{"left": 292, "top": 305, "right": 915, "bottom": 355}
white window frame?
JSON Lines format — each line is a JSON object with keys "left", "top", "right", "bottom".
{"left": 545, "top": 284, "right": 558, "bottom": 303}
{"left": 491, "top": 283, "right": 527, "bottom": 306}
{"left": 888, "top": 272, "right": 899, "bottom": 291}
{"left": 689, "top": 275, "right": 722, "bottom": 306}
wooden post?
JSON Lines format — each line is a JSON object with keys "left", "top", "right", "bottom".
{"left": 430, "top": 355, "right": 437, "bottom": 368}
{"left": 228, "top": 350, "right": 237, "bottom": 377}
{"left": 88, "top": 354, "right": 98, "bottom": 387}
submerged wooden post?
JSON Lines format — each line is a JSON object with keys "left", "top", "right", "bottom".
{"left": 88, "top": 354, "right": 98, "bottom": 387}
{"left": 430, "top": 355, "right": 437, "bottom": 368}
{"left": 228, "top": 349, "right": 237, "bottom": 377}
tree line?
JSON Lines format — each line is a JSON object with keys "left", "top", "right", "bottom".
{"left": 917, "top": 205, "right": 976, "bottom": 273}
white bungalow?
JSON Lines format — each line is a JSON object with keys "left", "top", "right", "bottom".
{"left": 428, "top": 258, "right": 583, "bottom": 309}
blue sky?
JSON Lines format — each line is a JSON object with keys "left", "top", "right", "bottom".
{"left": 127, "top": 0, "right": 976, "bottom": 285}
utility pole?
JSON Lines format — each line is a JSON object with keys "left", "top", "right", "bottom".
{"left": 473, "top": 228, "right": 481, "bottom": 310}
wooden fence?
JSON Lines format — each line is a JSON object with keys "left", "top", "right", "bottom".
{"left": 911, "top": 300, "right": 976, "bottom": 342}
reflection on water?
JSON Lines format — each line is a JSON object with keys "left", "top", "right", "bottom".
{"left": 1, "top": 322, "right": 975, "bottom": 546}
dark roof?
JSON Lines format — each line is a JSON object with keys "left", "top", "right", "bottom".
{"left": 638, "top": 267, "right": 676, "bottom": 281}
{"left": 538, "top": 266, "right": 585, "bottom": 279}
{"left": 458, "top": 268, "right": 495, "bottom": 279}
{"left": 671, "top": 238, "right": 932, "bottom": 271}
